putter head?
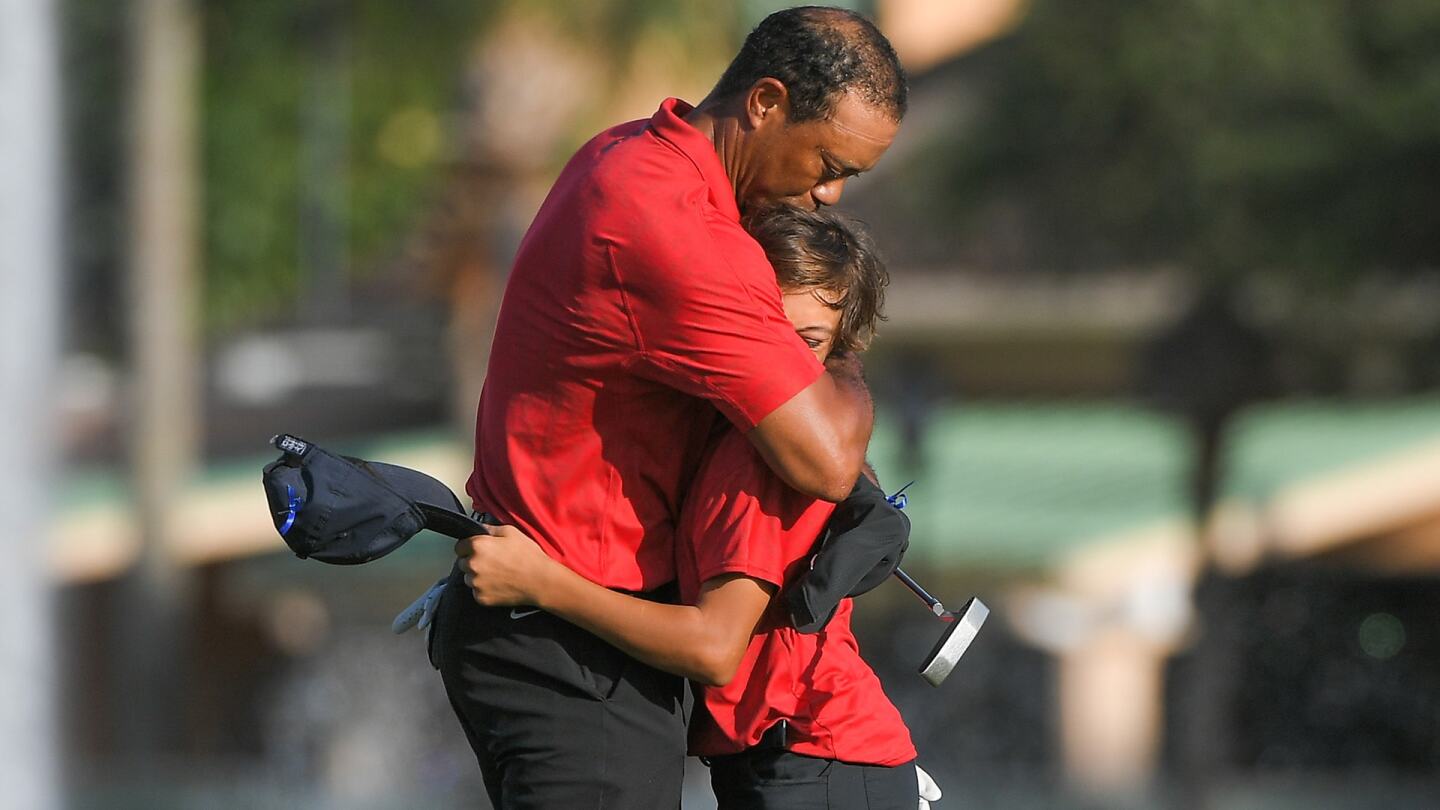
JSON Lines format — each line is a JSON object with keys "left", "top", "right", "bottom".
{"left": 919, "top": 597, "right": 989, "bottom": 687}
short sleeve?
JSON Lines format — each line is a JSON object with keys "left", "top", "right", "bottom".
{"left": 683, "top": 432, "right": 835, "bottom": 588}
{"left": 610, "top": 218, "right": 825, "bottom": 430}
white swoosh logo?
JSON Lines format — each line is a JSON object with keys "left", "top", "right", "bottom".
{"left": 509, "top": 608, "right": 542, "bottom": 620}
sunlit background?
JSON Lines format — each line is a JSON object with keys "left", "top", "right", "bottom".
{"left": 4, "top": 0, "right": 1440, "bottom": 807}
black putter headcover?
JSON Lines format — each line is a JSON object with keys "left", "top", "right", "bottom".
{"left": 783, "top": 474, "right": 910, "bottom": 633}
{"left": 261, "top": 433, "right": 487, "bottom": 565}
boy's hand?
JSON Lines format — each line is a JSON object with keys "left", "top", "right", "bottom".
{"left": 454, "top": 524, "right": 555, "bottom": 607}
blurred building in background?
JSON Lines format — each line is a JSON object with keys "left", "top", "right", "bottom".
{"left": 32, "top": 0, "right": 1440, "bottom": 807}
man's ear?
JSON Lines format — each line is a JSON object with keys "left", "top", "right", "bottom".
{"left": 745, "top": 77, "right": 790, "bottom": 129}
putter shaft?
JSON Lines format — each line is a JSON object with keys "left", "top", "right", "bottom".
{"left": 894, "top": 568, "right": 947, "bottom": 616}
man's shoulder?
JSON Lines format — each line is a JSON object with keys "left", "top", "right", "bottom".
{"left": 587, "top": 136, "right": 761, "bottom": 276}
{"left": 554, "top": 109, "right": 775, "bottom": 300}
{"left": 533, "top": 114, "right": 731, "bottom": 258}
{"left": 582, "top": 117, "right": 709, "bottom": 201}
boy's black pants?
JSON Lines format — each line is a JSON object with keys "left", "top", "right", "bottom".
{"left": 707, "top": 740, "right": 917, "bottom": 810}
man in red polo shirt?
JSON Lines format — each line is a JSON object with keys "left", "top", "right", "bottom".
{"left": 432, "top": 8, "right": 907, "bottom": 809}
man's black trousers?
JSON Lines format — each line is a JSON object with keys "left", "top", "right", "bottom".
{"left": 430, "top": 565, "right": 686, "bottom": 810}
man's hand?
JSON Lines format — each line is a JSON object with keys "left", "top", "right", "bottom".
{"left": 453, "top": 524, "right": 557, "bottom": 607}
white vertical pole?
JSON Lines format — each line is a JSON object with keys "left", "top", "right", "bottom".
{"left": 0, "top": 0, "right": 63, "bottom": 806}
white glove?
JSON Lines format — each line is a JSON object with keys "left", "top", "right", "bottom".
{"left": 917, "top": 764, "right": 942, "bottom": 809}
{"left": 392, "top": 578, "right": 448, "bottom": 634}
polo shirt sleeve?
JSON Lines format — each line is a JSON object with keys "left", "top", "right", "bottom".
{"left": 610, "top": 219, "right": 825, "bottom": 431}
{"left": 685, "top": 433, "right": 835, "bottom": 589}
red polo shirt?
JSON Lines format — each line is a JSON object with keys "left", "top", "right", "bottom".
{"left": 466, "top": 99, "right": 824, "bottom": 592}
{"left": 678, "top": 430, "right": 916, "bottom": 766}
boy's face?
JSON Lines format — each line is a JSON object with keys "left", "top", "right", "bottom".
{"left": 781, "top": 287, "right": 843, "bottom": 362}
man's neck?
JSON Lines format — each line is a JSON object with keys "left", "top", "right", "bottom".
{"left": 685, "top": 99, "right": 747, "bottom": 209}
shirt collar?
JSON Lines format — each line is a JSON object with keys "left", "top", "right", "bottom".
{"left": 649, "top": 98, "right": 741, "bottom": 222}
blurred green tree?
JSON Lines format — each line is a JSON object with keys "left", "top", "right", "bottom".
{"left": 201, "top": 0, "right": 736, "bottom": 333}
{"left": 916, "top": 0, "right": 1440, "bottom": 284}
{"left": 202, "top": 0, "right": 489, "bottom": 330}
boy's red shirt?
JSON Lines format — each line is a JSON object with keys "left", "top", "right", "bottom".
{"left": 677, "top": 429, "right": 916, "bottom": 766}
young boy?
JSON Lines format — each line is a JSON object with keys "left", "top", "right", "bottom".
{"left": 454, "top": 207, "right": 930, "bottom": 809}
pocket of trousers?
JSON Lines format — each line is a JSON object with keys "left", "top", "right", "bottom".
{"left": 746, "top": 750, "right": 832, "bottom": 785}
{"left": 426, "top": 566, "right": 462, "bottom": 671}
{"left": 573, "top": 634, "right": 684, "bottom": 706}
{"left": 574, "top": 628, "right": 630, "bottom": 702}
{"left": 425, "top": 590, "right": 444, "bottom": 671}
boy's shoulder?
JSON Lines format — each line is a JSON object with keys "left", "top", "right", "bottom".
{"left": 685, "top": 429, "right": 834, "bottom": 550}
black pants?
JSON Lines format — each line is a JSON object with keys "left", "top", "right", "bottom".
{"left": 708, "top": 749, "right": 918, "bottom": 810}
{"left": 431, "top": 566, "right": 686, "bottom": 809}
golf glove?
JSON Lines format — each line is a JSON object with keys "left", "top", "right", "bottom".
{"left": 917, "top": 764, "right": 942, "bottom": 809}
{"left": 392, "top": 578, "right": 448, "bottom": 634}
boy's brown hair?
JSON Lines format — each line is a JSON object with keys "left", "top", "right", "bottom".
{"left": 745, "top": 205, "right": 889, "bottom": 354}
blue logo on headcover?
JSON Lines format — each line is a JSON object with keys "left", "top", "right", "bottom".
{"left": 279, "top": 484, "right": 304, "bottom": 535}
{"left": 886, "top": 481, "right": 915, "bottom": 510}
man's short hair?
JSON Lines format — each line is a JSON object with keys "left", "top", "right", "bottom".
{"left": 745, "top": 205, "right": 889, "bottom": 354}
{"left": 712, "top": 6, "right": 908, "bottom": 123}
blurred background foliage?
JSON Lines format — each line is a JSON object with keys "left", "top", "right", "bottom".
{"left": 201, "top": 0, "right": 740, "bottom": 332}
{"left": 203, "top": 0, "right": 499, "bottom": 333}
{"left": 64, "top": 0, "right": 744, "bottom": 340}
{"left": 63, "top": 0, "right": 1440, "bottom": 348}
{"left": 886, "top": 0, "right": 1440, "bottom": 283}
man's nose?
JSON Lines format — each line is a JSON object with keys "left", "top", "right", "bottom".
{"left": 776, "top": 193, "right": 818, "bottom": 211}
{"left": 810, "top": 178, "right": 845, "bottom": 208}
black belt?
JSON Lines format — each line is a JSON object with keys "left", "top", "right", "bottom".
{"left": 701, "top": 720, "right": 789, "bottom": 766}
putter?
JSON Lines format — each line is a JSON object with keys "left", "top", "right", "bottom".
{"left": 893, "top": 568, "right": 988, "bottom": 687}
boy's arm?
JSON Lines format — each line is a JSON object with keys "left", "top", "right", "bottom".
{"left": 455, "top": 526, "right": 770, "bottom": 686}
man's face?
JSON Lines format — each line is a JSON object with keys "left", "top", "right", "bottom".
{"left": 741, "top": 89, "right": 899, "bottom": 213}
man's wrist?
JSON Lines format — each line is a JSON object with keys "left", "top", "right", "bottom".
{"left": 824, "top": 350, "right": 864, "bottom": 384}
{"left": 825, "top": 350, "right": 874, "bottom": 439}
{"left": 826, "top": 351, "right": 872, "bottom": 406}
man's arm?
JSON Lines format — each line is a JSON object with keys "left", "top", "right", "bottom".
{"left": 748, "top": 351, "right": 873, "bottom": 503}
{"left": 455, "top": 527, "right": 771, "bottom": 686}
{"left": 616, "top": 227, "right": 871, "bottom": 503}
